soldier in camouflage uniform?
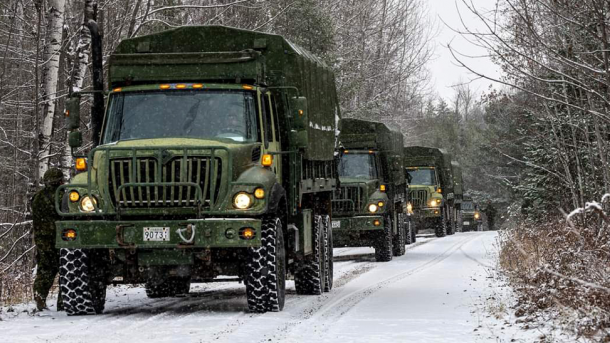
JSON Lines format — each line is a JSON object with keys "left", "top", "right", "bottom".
{"left": 32, "top": 168, "right": 64, "bottom": 311}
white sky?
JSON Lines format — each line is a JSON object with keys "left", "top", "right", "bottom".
{"left": 428, "top": 0, "right": 501, "bottom": 101}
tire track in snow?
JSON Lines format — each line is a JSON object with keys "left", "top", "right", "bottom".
{"left": 265, "top": 233, "right": 482, "bottom": 342}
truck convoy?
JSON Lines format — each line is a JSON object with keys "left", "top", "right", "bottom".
{"left": 332, "top": 119, "right": 408, "bottom": 262}
{"left": 403, "top": 146, "right": 461, "bottom": 237}
{"left": 56, "top": 26, "right": 340, "bottom": 315}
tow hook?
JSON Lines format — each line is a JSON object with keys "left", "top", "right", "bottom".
{"left": 177, "top": 223, "right": 196, "bottom": 246}
{"left": 116, "top": 224, "right": 135, "bottom": 247}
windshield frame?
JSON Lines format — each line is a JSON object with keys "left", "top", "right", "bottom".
{"left": 406, "top": 167, "right": 438, "bottom": 186}
{"left": 338, "top": 151, "right": 379, "bottom": 180}
{"left": 100, "top": 84, "right": 260, "bottom": 145}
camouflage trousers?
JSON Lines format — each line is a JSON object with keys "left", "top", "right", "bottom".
{"left": 33, "top": 241, "right": 62, "bottom": 307}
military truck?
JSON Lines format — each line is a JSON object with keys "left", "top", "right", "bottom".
{"left": 403, "top": 146, "right": 457, "bottom": 237}
{"left": 332, "top": 119, "right": 407, "bottom": 262}
{"left": 460, "top": 195, "right": 482, "bottom": 231}
{"left": 55, "top": 26, "right": 340, "bottom": 315}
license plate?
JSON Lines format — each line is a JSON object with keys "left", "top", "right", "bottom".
{"left": 463, "top": 221, "right": 470, "bottom": 226}
{"left": 143, "top": 227, "right": 170, "bottom": 241}
{"left": 332, "top": 220, "right": 340, "bottom": 229}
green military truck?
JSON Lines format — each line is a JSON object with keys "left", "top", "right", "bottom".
{"left": 460, "top": 195, "right": 482, "bottom": 231}
{"left": 403, "top": 146, "right": 458, "bottom": 237}
{"left": 55, "top": 26, "right": 340, "bottom": 315}
{"left": 332, "top": 119, "right": 408, "bottom": 262}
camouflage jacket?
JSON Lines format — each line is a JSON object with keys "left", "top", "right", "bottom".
{"left": 32, "top": 186, "right": 61, "bottom": 241}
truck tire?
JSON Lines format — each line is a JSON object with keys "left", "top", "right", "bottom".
{"left": 295, "top": 215, "right": 325, "bottom": 295}
{"left": 405, "top": 216, "right": 413, "bottom": 245}
{"left": 323, "top": 215, "right": 333, "bottom": 292}
{"left": 375, "top": 215, "right": 393, "bottom": 262}
{"left": 245, "top": 216, "right": 286, "bottom": 312}
{"left": 435, "top": 215, "right": 447, "bottom": 238}
{"left": 146, "top": 277, "right": 190, "bottom": 298}
{"left": 410, "top": 220, "right": 417, "bottom": 243}
{"left": 59, "top": 248, "right": 106, "bottom": 316}
{"left": 392, "top": 213, "right": 406, "bottom": 256}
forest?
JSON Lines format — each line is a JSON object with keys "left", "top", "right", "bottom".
{"left": 0, "top": 0, "right": 609, "bottom": 339}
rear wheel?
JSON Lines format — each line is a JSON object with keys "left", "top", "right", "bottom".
{"left": 146, "top": 277, "right": 190, "bottom": 298}
{"left": 392, "top": 213, "right": 406, "bottom": 256}
{"left": 60, "top": 249, "right": 107, "bottom": 316}
{"left": 323, "top": 215, "right": 333, "bottom": 292}
{"left": 295, "top": 215, "right": 326, "bottom": 295}
{"left": 405, "top": 216, "right": 413, "bottom": 245}
{"left": 245, "top": 216, "right": 286, "bottom": 312}
{"left": 375, "top": 215, "right": 393, "bottom": 262}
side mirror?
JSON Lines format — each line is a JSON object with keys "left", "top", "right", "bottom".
{"left": 69, "top": 131, "right": 83, "bottom": 148}
{"left": 65, "top": 96, "right": 81, "bottom": 130}
{"left": 289, "top": 96, "right": 308, "bottom": 130}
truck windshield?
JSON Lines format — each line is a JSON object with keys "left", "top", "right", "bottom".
{"left": 338, "top": 153, "right": 377, "bottom": 179}
{"left": 102, "top": 90, "right": 258, "bottom": 144}
{"left": 406, "top": 168, "right": 436, "bottom": 186}
{"left": 462, "top": 202, "right": 474, "bottom": 210}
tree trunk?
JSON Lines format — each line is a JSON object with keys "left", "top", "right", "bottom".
{"left": 38, "top": 0, "right": 66, "bottom": 181}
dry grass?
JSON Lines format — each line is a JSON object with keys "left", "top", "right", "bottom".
{"left": 499, "top": 211, "right": 610, "bottom": 340}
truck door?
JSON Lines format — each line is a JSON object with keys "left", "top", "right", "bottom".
{"left": 260, "top": 91, "right": 282, "bottom": 182}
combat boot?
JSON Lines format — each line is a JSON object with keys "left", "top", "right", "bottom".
{"left": 34, "top": 294, "right": 48, "bottom": 311}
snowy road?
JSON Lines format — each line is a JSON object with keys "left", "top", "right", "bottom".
{"left": 2, "top": 232, "right": 532, "bottom": 343}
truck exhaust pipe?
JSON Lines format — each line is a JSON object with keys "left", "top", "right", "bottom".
{"left": 86, "top": 19, "right": 104, "bottom": 147}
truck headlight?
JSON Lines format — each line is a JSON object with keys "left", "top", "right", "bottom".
{"left": 474, "top": 212, "right": 480, "bottom": 219}
{"left": 368, "top": 204, "right": 378, "bottom": 213}
{"left": 429, "top": 199, "right": 440, "bottom": 207}
{"left": 407, "top": 202, "right": 413, "bottom": 214}
{"left": 80, "top": 196, "right": 97, "bottom": 212}
{"left": 233, "top": 192, "right": 253, "bottom": 209}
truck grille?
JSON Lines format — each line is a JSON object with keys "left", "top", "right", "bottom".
{"left": 108, "top": 156, "right": 222, "bottom": 208}
{"left": 332, "top": 185, "right": 365, "bottom": 214}
{"left": 409, "top": 189, "right": 428, "bottom": 208}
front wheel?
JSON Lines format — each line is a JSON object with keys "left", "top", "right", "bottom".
{"left": 59, "top": 249, "right": 107, "bottom": 316}
{"left": 435, "top": 214, "right": 447, "bottom": 238}
{"left": 245, "top": 216, "right": 286, "bottom": 313}
{"left": 375, "top": 215, "right": 393, "bottom": 262}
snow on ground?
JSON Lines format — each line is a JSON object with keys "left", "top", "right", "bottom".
{"left": 1, "top": 232, "right": 556, "bottom": 343}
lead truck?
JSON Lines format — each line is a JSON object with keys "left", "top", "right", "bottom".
{"left": 56, "top": 26, "right": 340, "bottom": 315}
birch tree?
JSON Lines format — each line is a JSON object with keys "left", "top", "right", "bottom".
{"left": 38, "top": 0, "right": 66, "bottom": 182}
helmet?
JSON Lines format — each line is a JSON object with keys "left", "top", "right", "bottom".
{"left": 43, "top": 168, "right": 64, "bottom": 186}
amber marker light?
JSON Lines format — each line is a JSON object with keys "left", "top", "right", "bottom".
{"left": 75, "top": 158, "right": 87, "bottom": 171}
{"left": 373, "top": 220, "right": 381, "bottom": 227}
{"left": 437, "top": 188, "right": 442, "bottom": 193}
{"left": 62, "top": 228, "right": 77, "bottom": 241}
{"left": 240, "top": 227, "right": 256, "bottom": 240}
{"left": 298, "top": 109, "right": 304, "bottom": 116}
{"left": 254, "top": 188, "right": 265, "bottom": 199}
{"left": 192, "top": 84, "right": 203, "bottom": 89}
{"left": 380, "top": 185, "right": 386, "bottom": 192}
{"left": 69, "top": 191, "right": 80, "bottom": 202}
{"left": 242, "top": 85, "right": 254, "bottom": 90}
{"left": 176, "top": 84, "right": 187, "bottom": 89}
{"left": 262, "top": 154, "right": 273, "bottom": 167}
{"left": 378, "top": 201, "right": 385, "bottom": 207}
{"left": 159, "top": 84, "right": 171, "bottom": 90}
{"left": 112, "top": 87, "right": 122, "bottom": 92}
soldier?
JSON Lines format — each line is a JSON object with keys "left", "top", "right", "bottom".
{"left": 485, "top": 201, "right": 498, "bottom": 231}
{"left": 32, "top": 168, "right": 64, "bottom": 311}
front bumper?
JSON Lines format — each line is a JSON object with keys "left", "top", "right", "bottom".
{"left": 56, "top": 218, "right": 262, "bottom": 249}
{"left": 332, "top": 215, "right": 384, "bottom": 246}
{"left": 414, "top": 207, "right": 442, "bottom": 218}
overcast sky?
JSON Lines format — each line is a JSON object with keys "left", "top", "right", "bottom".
{"left": 428, "top": 0, "right": 501, "bottom": 101}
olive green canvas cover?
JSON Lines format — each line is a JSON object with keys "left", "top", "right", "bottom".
{"left": 403, "top": 146, "right": 454, "bottom": 194}
{"left": 339, "top": 118, "right": 404, "bottom": 186}
{"left": 451, "top": 161, "right": 464, "bottom": 199}
{"left": 109, "top": 25, "right": 338, "bottom": 161}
